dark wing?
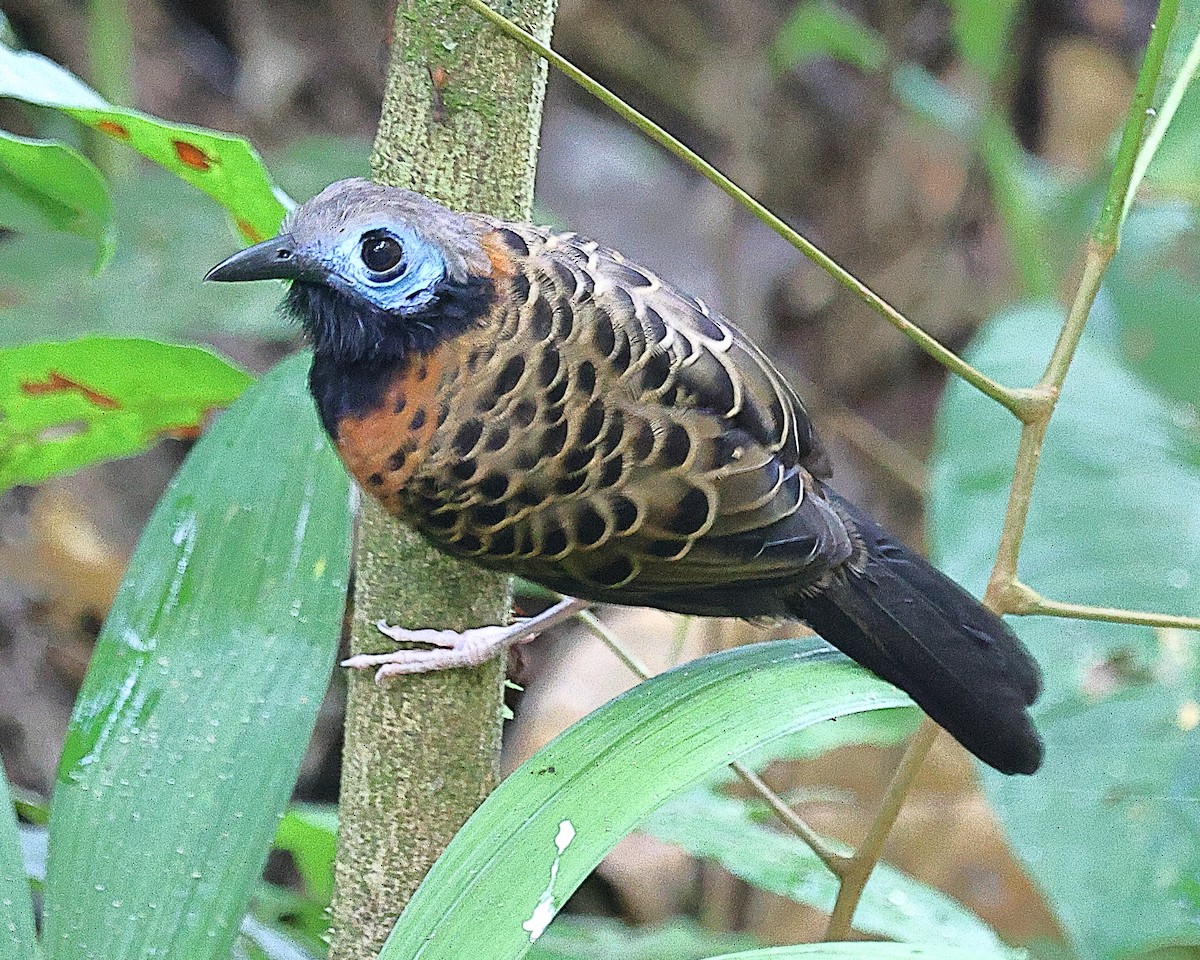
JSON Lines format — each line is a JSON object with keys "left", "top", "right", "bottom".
{"left": 406, "top": 221, "right": 855, "bottom": 617}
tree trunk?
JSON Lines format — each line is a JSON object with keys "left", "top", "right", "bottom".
{"left": 327, "top": 1, "right": 558, "bottom": 956}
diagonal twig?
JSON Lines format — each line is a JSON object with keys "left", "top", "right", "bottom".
{"left": 457, "top": 0, "right": 1035, "bottom": 420}
{"left": 575, "top": 609, "right": 851, "bottom": 875}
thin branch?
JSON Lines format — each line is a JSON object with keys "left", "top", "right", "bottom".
{"left": 986, "top": 240, "right": 1112, "bottom": 602}
{"left": 823, "top": 720, "right": 940, "bottom": 941}
{"left": 575, "top": 609, "right": 849, "bottom": 875}
{"left": 576, "top": 609, "right": 652, "bottom": 678}
{"left": 456, "top": 0, "right": 1035, "bottom": 420}
{"left": 1004, "top": 581, "right": 1200, "bottom": 631}
{"left": 731, "top": 762, "right": 850, "bottom": 875}
{"left": 984, "top": 417, "right": 1050, "bottom": 606}
{"left": 1040, "top": 239, "right": 1115, "bottom": 391}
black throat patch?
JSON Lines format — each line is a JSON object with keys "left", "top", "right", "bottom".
{"left": 293, "top": 273, "right": 494, "bottom": 439}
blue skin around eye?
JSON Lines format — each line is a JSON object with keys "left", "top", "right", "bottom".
{"left": 326, "top": 226, "right": 448, "bottom": 314}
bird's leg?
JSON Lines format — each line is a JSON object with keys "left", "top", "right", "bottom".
{"left": 342, "top": 597, "right": 591, "bottom": 682}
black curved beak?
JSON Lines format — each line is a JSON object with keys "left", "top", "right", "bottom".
{"left": 204, "top": 235, "right": 321, "bottom": 283}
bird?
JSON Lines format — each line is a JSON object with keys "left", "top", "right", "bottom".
{"left": 206, "top": 177, "right": 1043, "bottom": 775}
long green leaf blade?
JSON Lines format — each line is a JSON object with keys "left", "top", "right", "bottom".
{"left": 944, "top": 0, "right": 1020, "bottom": 80}
{"left": 527, "top": 917, "right": 754, "bottom": 960}
{"left": 705, "top": 946, "right": 996, "bottom": 960}
{"left": 0, "top": 141, "right": 370, "bottom": 349}
{"left": 770, "top": 1, "right": 887, "bottom": 74}
{"left": 381, "top": 641, "right": 910, "bottom": 960}
{"left": 41, "top": 353, "right": 353, "bottom": 960}
{"left": 0, "top": 759, "right": 41, "bottom": 960}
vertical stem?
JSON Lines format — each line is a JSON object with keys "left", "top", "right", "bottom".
{"left": 824, "top": 720, "right": 940, "bottom": 940}
{"left": 327, "top": 0, "right": 557, "bottom": 956}
{"left": 984, "top": 418, "right": 1049, "bottom": 606}
{"left": 1039, "top": 242, "right": 1116, "bottom": 391}
{"left": 986, "top": 0, "right": 1175, "bottom": 613}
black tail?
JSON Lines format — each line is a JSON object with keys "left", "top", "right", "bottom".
{"left": 791, "top": 494, "right": 1043, "bottom": 775}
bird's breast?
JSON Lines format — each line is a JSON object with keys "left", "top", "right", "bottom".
{"left": 332, "top": 347, "right": 448, "bottom": 502}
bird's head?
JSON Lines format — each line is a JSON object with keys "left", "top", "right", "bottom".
{"left": 206, "top": 178, "right": 495, "bottom": 364}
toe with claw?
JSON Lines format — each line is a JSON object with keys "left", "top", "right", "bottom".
{"left": 341, "top": 597, "right": 590, "bottom": 682}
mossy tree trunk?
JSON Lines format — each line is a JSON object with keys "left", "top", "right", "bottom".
{"left": 327, "top": 2, "right": 558, "bottom": 956}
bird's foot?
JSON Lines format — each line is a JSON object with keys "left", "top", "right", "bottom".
{"left": 341, "top": 597, "right": 590, "bottom": 681}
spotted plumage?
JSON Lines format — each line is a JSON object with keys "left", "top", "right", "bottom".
{"left": 206, "top": 178, "right": 1044, "bottom": 775}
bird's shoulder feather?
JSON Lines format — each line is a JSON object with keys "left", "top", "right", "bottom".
{"left": 396, "top": 219, "right": 853, "bottom": 613}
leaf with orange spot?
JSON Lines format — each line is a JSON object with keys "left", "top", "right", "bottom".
{"left": 235, "top": 218, "right": 266, "bottom": 243}
{"left": 172, "top": 139, "right": 213, "bottom": 171}
{"left": 21, "top": 370, "right": 121, "bottom": 409}
{"left": 0, "top": 45, "right": 290, "bottom": 242}
{"left": 0, "top": 337, "right": 252, "bottom": 490}
{"left": 95, "top": 119, "right": 130, "bottom": 139}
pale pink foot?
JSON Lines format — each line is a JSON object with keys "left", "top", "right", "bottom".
{"left": 341, "top": 597, "right": 590, "bottom": 681}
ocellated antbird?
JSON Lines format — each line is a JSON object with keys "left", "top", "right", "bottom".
{"left": 206, "top": 178, "right": 1043, "bottom": 775}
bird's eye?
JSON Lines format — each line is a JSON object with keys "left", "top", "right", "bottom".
{"left": 359, "top": 231, "right": 405, "bottom": 277}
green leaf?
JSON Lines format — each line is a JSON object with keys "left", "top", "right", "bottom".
{"left": 0, "top": 172, "right": 289, "bottom": 345}
{"left": 737, "top": 703, "right": 920, "bottom": 773}
{"left": 248, "top": 879, "right": 328, "bottom": 955}
{"left": 527, "top": 917, "right": 755, "bottom": 960}
{"left": 41, "top": 353, "right": 353, "bottom": 960}
{"left": 0, "top": 759, "right": 41, "bottom": 960}
{"left": 273, "top": 804, "right": 338, "bottom": 902}
{"left": 0, "top": 46, "right": 288, "bottom": 240}
{"left": 1107, "top": 204, "right": 1200, "bottom": 409}
{"left": 380, "top": 640, "right": 909, "bottom": 960}
{"left": 929, "top": 303, "right": 1200, "bottom": 960}
{"left": 254, "top": 805, "right": 338, "bottom": 947}
{"left": 11, "top": 787, "right": 49, "bottom": 826}
{"left": 0, "top": 130, "right": 113, "bottom": 267}
{"left": 0, "top": 336, "right": 252, "bottom": 490}
{"left": 704, "top": 946, "right": 1000, "bottom": 960}
{"left": 945, "top": 0, "right": 1020, "bottom": 80}
{"left": 771, "top": 1, "right": 887, "bottom": 75}
{"left": 644, "top": 788, "right": 1015, "bottom": 955}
